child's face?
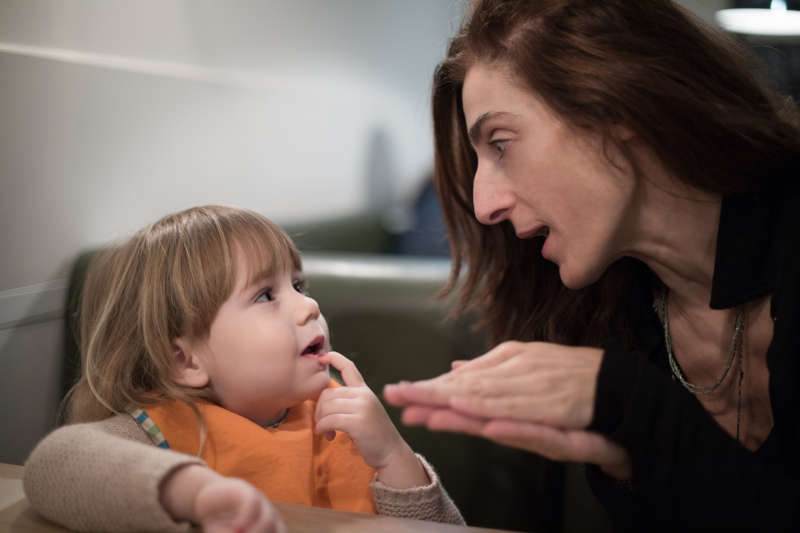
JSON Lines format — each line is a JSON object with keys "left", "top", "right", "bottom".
{"left": 186, "top": 247, "right": 331, "bottom": 426}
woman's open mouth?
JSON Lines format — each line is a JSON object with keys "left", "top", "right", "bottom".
{"left": 517, "top": 226, "right": 550, "bottom": 239}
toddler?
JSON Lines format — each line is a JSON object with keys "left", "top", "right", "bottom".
{"left": 24, "top": 205, "right": 463, "bottom": 532}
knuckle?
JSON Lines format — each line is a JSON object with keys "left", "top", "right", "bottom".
{"left": 497, "top": 340, "right": 517, "bottom": 353}
{"left": 505, "top": 396, "right": 527, "bottom": 418}
{"left": 466, "top": 377, "right": 492, "bottom": 397}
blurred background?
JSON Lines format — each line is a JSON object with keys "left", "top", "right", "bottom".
{"left": 1, "top": 0, "right": 466, "bottom": 467}
{"left": 2, "top": 0, "right": 798, "bottom": 529}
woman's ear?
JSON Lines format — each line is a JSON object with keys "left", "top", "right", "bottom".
{"left": 171, "top": 337, "right": 210, "bottom": 389}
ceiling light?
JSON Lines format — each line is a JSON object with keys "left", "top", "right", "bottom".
{"left": 715, "top": 0, "right": 800, "bottom": 42}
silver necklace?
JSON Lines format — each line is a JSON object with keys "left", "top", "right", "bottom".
{"left": 658, "top": 291, "right": 746, "bottom": 441}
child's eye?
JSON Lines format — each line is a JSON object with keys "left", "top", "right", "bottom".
{"left": 255, "top": 288, "right": 273, "bottom": 302}
{"left": 293, "top": 279, "right": 308, "bottom": 294}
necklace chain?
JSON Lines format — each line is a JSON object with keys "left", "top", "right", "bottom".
{"left": 267, "top": 408, "right": 290, "bottom": 428}
{"left": 658, "top": 291, "right": 746, "bottom": 442}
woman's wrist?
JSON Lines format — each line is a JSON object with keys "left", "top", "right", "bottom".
{"left": 159, "top": 463, "right": 217, "bottom": 523}
{"left": 375, "top": 441, "right": 431, "bottom": 489}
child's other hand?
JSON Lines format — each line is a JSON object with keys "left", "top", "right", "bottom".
{"left": 195, "top": 477, "right": 286, "bottom": 533}
{"left": 314, "top": 352, "right": 430, "bottom": 489}
{"left": 160, "top": 465, "right": 286, "bottom": 533}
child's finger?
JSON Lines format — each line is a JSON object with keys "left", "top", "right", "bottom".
{"left": 314, "top": 395, "right": 358, "bottom": 424}
{"left": 230, "top": 488, "right": 260, "bottom": 532}
{"left": 315, "top": 413, "right": 357, "bottom": 436}
{"left": 317, "top": 352, "right": 365, "bottom": 387}
{"left": 451, "top": 360, "right": 468, "bottom": 369}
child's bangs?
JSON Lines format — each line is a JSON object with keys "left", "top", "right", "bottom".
{"left": 226, "top": 214, "right": 302, "bottom": 288}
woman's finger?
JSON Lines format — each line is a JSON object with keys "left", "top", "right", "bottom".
{"left": 450, "top": 392, "right": 546, "bottom": 423}
{"left": 399, "top": 407, "right": 489, "bottom": 436}
{"left": 399, "top": 405, "right": 440, "bottom": 425}
{"left": 482, "top": 420, "right": 575, "bottom": 460}
{"left": 383, "top": 372, "right": 499, "bottom": 408}
{"left": 384, "top": 342, "right": 547, "bottom": 406}
{"left": 447, "top": 341, "right": 526, "bottom": 373}
{"left": 426, "top": 409, "right": 489, "bottom": 436}
{"left": 400, "top": 405, "right": 489, "bottom": 435}
{"left": 449, "top": 383, "right": 592, "bottom": 428}
{"left": 482, "top": 419, "right": 630, "bottom": 477}
{"left": 383, "top": 378, "right": 458, "bottom": 407}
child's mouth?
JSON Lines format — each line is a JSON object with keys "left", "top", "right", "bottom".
{"left": 300, "top": 335, "right": 325, "bottom": 358}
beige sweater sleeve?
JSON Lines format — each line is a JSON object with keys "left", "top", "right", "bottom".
{"left": 24, "top": 415, "right": 464, "bottom": 530}
{"left": 371, "top": 454, "right": 465, "bottom": 525}
{"left": 23, "top": 414, "right": 201, "bottom": 532}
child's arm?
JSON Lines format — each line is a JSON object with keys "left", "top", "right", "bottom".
{"left": 313, "top": 352, "right": 430, "bottom": 489}
{"left": 314, "top": 352, "right": 464, "bottom": 524}
{"left": 161, "top": 464, "right": 285, "bottom": 533}
{"left": 24, "top": 414, "right": 285, "bottom": 532}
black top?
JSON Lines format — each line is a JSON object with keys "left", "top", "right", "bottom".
{"left": 587, "top": 160, "right": 800, "bottom": 530}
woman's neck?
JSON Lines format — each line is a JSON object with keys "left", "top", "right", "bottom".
{"left": 623, "top": 163, "right": 722, "bottom": 310}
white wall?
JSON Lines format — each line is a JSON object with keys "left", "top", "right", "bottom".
{"left": 0, "top": 0, "right": 465, "bottom": 465}
{"left": 676, "top": 0, "right": 731, "bottom": 24}
{"left": 0, "top": 0, "right": 466, "bottom": 291}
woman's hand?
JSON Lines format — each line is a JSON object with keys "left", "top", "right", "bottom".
{"left": 385, "top": 341, "right": 602, "bottom": 428}
{"left": 383, "top": 341, "right": 631, "bottom": 479}
{"left": 315, "top": 352, "right": 430, "bottom": 489}
{"left": 400, "top": 406, "right": 630, "bottom": 479}
{"left": 160, "top": 464, "right": 286, "bottom": 533}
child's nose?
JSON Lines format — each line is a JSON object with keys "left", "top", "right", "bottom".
{"left": 296, "top": 295, "right": 321, "bottom": 325}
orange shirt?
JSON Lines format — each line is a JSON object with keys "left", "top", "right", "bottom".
{"left": 136, "top": 382, "right": 377, "bottom": 514}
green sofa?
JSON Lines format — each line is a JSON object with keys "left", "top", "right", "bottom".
{"left": 62, "top": 213, "right": 611, "bottom": 533}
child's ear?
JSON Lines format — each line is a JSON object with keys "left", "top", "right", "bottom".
{"left": 171, "top": 337, "right": 210, "bottom": 389}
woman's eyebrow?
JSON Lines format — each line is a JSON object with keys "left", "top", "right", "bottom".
{"left": 468, "top": 111, "right": 514, "bottom": 146}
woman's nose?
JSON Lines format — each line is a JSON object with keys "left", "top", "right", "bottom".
{"left": 472, "top": 164, "right": 514, "bottom": 225}
{"left": 296, "top": 294, "right": 321, "bottom": 325}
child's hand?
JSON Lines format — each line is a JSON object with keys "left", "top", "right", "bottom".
{"left": 314, "top": 352, "right": 430, "bottom": 489}
{"left": 160, "top": 464, "right": 286, "bottom": 533}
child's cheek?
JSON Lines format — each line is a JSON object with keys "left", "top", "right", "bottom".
{"left": 320, "top": 315, "right": 332, "bottom": 351}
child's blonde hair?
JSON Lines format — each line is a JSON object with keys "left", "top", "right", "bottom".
{"left": 67, "top": 205, "right": 302, "bottom": 423}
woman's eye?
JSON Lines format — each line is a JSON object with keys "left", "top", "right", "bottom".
{"left": 255, "top": 289, "right": 273, "bottom": 302}
{"left": 489, "top": 138, "right": 508, "bottom": 157}
{"left": 293, "top": 279, "right": 309, "bottom": 294}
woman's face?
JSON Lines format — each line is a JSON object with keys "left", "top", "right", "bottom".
{"left": 461, "top": 62, "right": 638, "bottom": 289}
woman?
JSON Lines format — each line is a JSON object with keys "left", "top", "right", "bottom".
{"left": 384, "top": 0, "right": 800, "bottom": 529}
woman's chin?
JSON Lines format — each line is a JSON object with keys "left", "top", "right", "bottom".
{"left": 558, "top": 262, "right": 603, "bottom": 290}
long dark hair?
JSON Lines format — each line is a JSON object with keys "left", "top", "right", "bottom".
{"left": 433, "top": 0, "right": 800, "bottom": 347}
